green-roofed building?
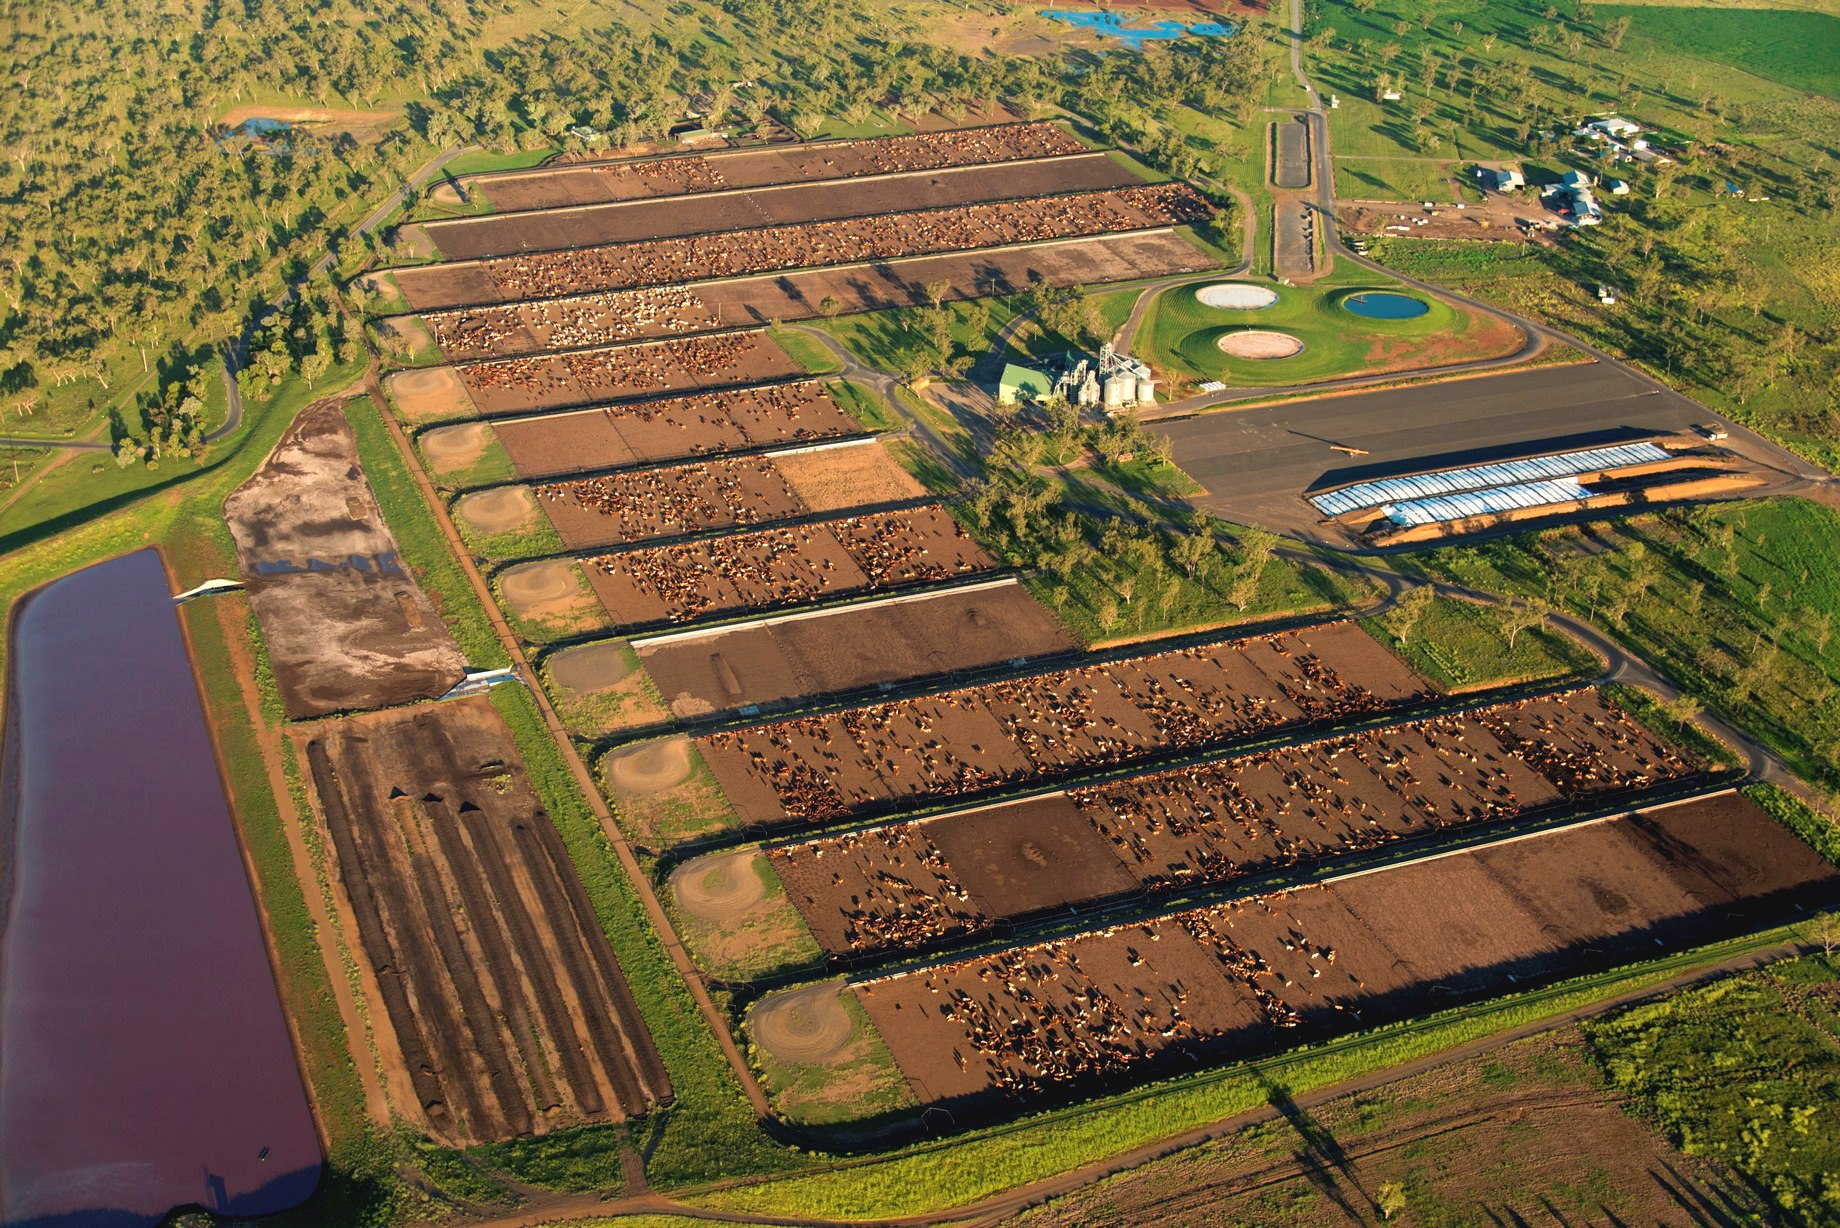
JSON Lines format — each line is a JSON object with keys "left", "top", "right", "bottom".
{"left": 998, "top": 362, "right": 1053, "bottom": 406}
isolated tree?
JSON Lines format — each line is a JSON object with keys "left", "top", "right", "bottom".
{"left": 817, "top": 294, "right": 842, "bottom": 320}
{"left": 1378, "top": 1182, "right": 1408, "bottom": 1221}
{"left": 1388, "top": 584, "right": 1436, "bottom": 644}
{"left": 924, "top": 279, "right": 951, "bottom": 309}
{"left": 1606, "top": 15, "right": 1632, "bottom": 51}
{"left": 1503, "top": 595, "right": 1553, "bottom": 650}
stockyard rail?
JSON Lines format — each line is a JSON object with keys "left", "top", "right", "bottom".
{"left": 459, "top": 119, "right": 1091, "bottom": 212}
{"left": 387, "top": 183, "right": 1212, "bottom": 311}
{"left": 840, "top": 792, "right": 1838, "bottom": 1113}
{"left": 421, "top": 151, "right": 1145, "bottom": 258}
{"left": 765, "top": 688, "right": 1705, "bottom": 962}
{"left": 402, "top": 229, "right": 1214, "bottom": 361}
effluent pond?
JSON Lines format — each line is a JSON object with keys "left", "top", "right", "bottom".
{"left": 0, "top": 550, "right": 320, "bottom": 1226}
{"left": 1341, "top": 291, "right": 1431, "bottom": 319}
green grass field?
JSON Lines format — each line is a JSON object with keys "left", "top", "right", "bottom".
{"left": 1140, "top": 278, "right": 1515, "bottom": 388}
{"left": 1410, "top": 499, "right": 1840, "bottom": 791}
{"left": 1599, "top": 4, "right": 1840, "bottom": 100}
{"left": 1360, "top": 595, "right": 1599, "bottom": 691}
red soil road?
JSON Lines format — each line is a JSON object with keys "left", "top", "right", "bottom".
{"left": 853, "top": 791, "right": 1840, "bottom": 1113}
{"left": 391, "top": 183, "right": 1213, "bottom": 310}
{"left": 699, "top": 620, "right": 1430, "bottom": 830}
{"left": 428, "top": 152, "right": 1143, "bottom": 259}
{"left": 457, "top": 330, "right": 804, "bottom": 416}
{"left": 469, "top": 120, "right": 1088, "bottom": 212}
{"left": 769, "top": 689, "right": 1701, "bottom": 959}
{"left": 637, "top": 579, "right": 1077, "bottom": 720}
{"left": 303, "top": 697, "right": 670, "bottom": 1144}
{"left": 491, "top": 380, "right": 859, "bottom": 478}
{"left": 579, "top": 505, "right": 995, "bottom": 628}
{"left": 418, "top": 230, "right": 1215, "bottom": 361}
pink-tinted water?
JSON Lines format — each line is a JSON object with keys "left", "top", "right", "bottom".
{"left": 0, "top": 550, "right": 320, "bottom": 1226}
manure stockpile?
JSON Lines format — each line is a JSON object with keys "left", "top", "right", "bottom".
{"left": 225, "top": 399, "right": 466, "bottom": 717}
{"left": 305, "top": 698, "right": 669, "bottom": 1143}
{"left": 853, "top": 792, "right": 1838, "bottom": 1111}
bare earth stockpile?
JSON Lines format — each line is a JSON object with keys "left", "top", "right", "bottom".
{"left": 635, "top": 580, "right": 1077, "bottom": 719}
{"left": 699, "top": 620, "right": 1431, "bottom": 829}
{"left": 224, "top": 399, "right": 467, "bottom": 717}
{"left": 305, "top": 698, "right": 670, "bottom": 1143}
{"left": 530, "top": 440, "right": 924, "bottom": 550}
{"left": 770, "top": 689, "right": 1703, "bottom": 959}
{"left": 853, "top": 793, "right": 1840, "bottom": 1111}
{"left": 415, "top": 231, "right": 1214, "bottom": 359}
{"left": 488, "top": 380, "right": 862, "bottom": 478}
{"left": 458, "top": 331, "right": 804, "bottom": 415}
{"left": 393, "top": 183, "right": 1212, "bottom": 310}
{"left": 579, "top": 505, "right": 994, "bottom": 628}
{"left": 425, "top": 152, "right": 1144, "bottom": 260}
{"left": 470, "top": 120, "right": 1089, "bottom": 212}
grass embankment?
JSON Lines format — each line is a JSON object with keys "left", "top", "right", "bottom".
{"left": 451, "top": 487, "right": 567, "bottom": 563}
{"left": 767, "top": 327, "right": 844, "bottom": 376}
{"left": 486, "top": 685, "right": 805, "bottom": 1190}
{"left": 1360, "top": 595, "right": 1599, "bottom": 692}
{"left": 541, "top": 639, "right": 671, "bottom": 738}
{"left": 748, "top": 984, "right": 916, "bottom": 1129}
{"left": 1140, "top": 278, "right": 1516, "bottom": 389}
{"left": 829, "top": 379, "right": 899, "bottom": 432}
{"left": 344, "top": 395, "right": 504, "bottom": 667}
{"left": 667, "top": 850, "right": 824, "bottom": 984}
{"left": 419, "top": 423, "right": 518, "bottom": 492}
{"left": 1411, "top": 499, "right": 1840, "bottom": 792}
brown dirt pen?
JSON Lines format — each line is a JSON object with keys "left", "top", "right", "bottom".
{"left": 635, "top": 580, "right": 1077, "bottom": 721}
{"left": 224, "top": 399, "right": 467, "bottom": 717}
{"left": 491, "top": 380, "right": 860, "bottom": 478}
{"left": 304, "top": 698, "right": 670, "bottom": 1143}
{"left": 415, "top": 231, "right": 1214, "bottom": 361}
{"left": 470, "top": 121, "right": 1087, "bottom": 213}
{"left": 769, "top": 689, "right": 1701, "bottom": 959}
{"left": 456, "top": 331, "right": 804, "bottom": 416}
{"left": 531, "top": 440, "right": 922, "bottom": 551}
{"left": 429, "top": 153, "right": 1141, "bottom": 260}
{"left": 698, "top": 621, "right": 1430, "bottom": 831}
{"left": 849, "top": 792, "right": 1840, "bottom": 1112}
{"left": 392, "top": 183, "right": 1211, "bottom": 311}
{"left": 579, "top": 505, "right": 993, "bottom": 629}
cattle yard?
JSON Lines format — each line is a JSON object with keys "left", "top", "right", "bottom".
{"left": 695, "top": 621, "right": 1431, "bottom": 832}
{"left": 843, "top": 792, "right": 1837, "bottom": 1111}
{"left": 353, "top": 121, "right": 1837, "bottom": 1145}
{"left": 766, "top": 689, "right": 1701, "bottom": 960}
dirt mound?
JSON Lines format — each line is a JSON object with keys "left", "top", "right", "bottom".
{"left": 672, "top": 850, "right": 767, "bottom": 922}
{"left": 420, "top": 423, "right": 490, "bottom": 473}
{"left": 752, "top": 983, "right": 854, "bottom": 1065}
{"left": 389, "top": 367, "right": 474, "bottom": 422}
{"left": 1196, "top": 283, "right": 1279, "bottom": 310}
{"left": 1217, "top": 330, "right": 1304, "bottom": 359}
{"left": 456, "top": 486, "right": 536, "bottom": 536}
{"left": 499, "top": 559, "right": 583, "bottom": 613}
{"left": 547, "top": 641, "right": 634, "bottom": 693}
{"left": 606, "top": 737, "right": 693, "bottom": 795}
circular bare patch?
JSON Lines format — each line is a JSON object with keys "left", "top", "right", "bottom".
{"left": 1217, "top": 330, "right": 1305, "bottom": 359}
{"left": 673, "top": 849, "right": 767, "bottom": 922}
{"left": 499, "top": 558, "right": 581, "bottom": 610}
{"left": 1196, "top": 283, "right": 1280, "bottom": 310}
{"left": 429, "top": 182, "right": 463, "bottom": 206}
{"left": 752, "top": 983, "right": 854, "bottom": 1065}
{"left": 419, "top": 423, "right": 489, "bottom": 472}
{"left": 548, "top": 640, "right": 634, "bottom": 693}
{"left": 606, "top": 736, "right": 693, "bottom": 795}
{"left": 388, "top": 366, "right": 473, "bottom": 422}
{"left": 456, "top": 485, "right": 535, "bottom": 535}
